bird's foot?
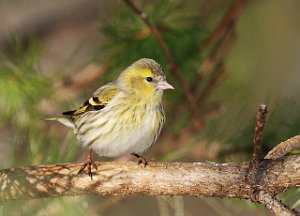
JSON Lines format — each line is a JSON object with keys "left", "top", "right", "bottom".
{"left": 130, "top": 152, "right": 148, "bottom": 167}
{"left": 78, "top": 149, "right": 97, "bottom": 180}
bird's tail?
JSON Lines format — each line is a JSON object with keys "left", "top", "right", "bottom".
{"left": 45, "top": 117, "right": 75, "bottom": 129}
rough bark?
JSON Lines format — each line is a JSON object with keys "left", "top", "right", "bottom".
{"left": 265, "top": 135, "right": 300, "bottom": 160}
{"left": 0, "top": 155, "right": 300, "bottom": 204}
{"left": 256, "top": 190, "right": 299, "bottom": 216}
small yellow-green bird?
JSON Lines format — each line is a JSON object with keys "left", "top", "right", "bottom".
{"left": 50, "top": 58, "right": 174, "bottom": 178}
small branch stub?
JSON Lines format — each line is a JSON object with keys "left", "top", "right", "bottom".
{"left": 253, "top": 104, "right": 268, "bottom": 162}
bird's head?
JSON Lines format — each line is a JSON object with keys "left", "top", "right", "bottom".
{"left": 117, "top": 58, "right": 174, "bottom": 101}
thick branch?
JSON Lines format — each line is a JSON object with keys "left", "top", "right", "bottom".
{"left": 123, "top": 0, "right": 202, "bottom": 128}
{"left": 1, "top": 155, "right": 300, "bottom": 203}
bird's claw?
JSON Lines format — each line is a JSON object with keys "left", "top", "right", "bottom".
{"left": 130, "top": 152, "right": 148, "bottom": 167}
{"left": 78, "top": 149, "right": 97, "bottom": 180}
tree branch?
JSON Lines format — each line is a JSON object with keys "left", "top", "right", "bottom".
{"left": 1, "top": 154, "right": 300, "bottom": 205}
{"left": 193, "top": 0, "right": 247, "bottom": 105}
{"left": 253, "top": 104, "right": 268, "bottom": 162}
{"left": 247, "top": 104, "right": 300, "bottom": 216}
{"left": 255, "top": 190, "right": 299, "bottom": 216}
{"left": 265, "top": 135, "right": 300, "bottom": 160}
{"left": 1, "top": 104, "right": 300, "bottom": 215}
{"left": 196, "top": 62, "right": 227, "bottom": 104}
{"left": 123, "top": 0, "right": 202, "bottom": 129}
{"left": 204, "top": 0, "right": 247, "bottom": 47}
{"left": 56, "top": 63, "right": 108, "bottom": 100}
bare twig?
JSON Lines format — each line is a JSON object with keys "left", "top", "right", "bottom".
{"left": 196, "top": 62, "right": 227, "bottom": 104}
{"left": 123, "top": 0, "right": 202, "bottom": 128}
{"left": 248, "top": 104, "right": 299, "bottom": 216}
{"left": 255, "top": 190, "right": 299, "bottom": 216}
{"left": 1, "top": 154, "right": 300, "bottom": 205}
{"left": 193, "top": 0, "right": 247, "bottom": 102}
{"left": 57, "top": 63, "right": 108, "bottom": 99}
{"left": 253, "top": 104, "right": 268, "bottom": 162}
{"left": 204, "top": 0, "right": 247, "bottom": 47}
{"left": 64, "top": 64, "right": 108, "bottom": 90}
{"left": 195, "top": 28, "right": 235, "bottom": 89}
{"left": 265, "top": 135, "right": 300, "bottom": 160}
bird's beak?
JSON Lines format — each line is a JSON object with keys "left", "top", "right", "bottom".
{"left": 157, "top": 80, "right": 174, "bottom": 90}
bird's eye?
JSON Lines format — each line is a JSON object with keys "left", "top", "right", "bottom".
{"left": 146, "top": 77, "right": 153, "bottom": 82}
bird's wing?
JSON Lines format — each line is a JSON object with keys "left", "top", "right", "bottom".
{"left": 62, "top": 82, "right": 120, "bottom": 116}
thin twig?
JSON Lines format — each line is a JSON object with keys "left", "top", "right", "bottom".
{"left": 252, "top": 104, "right": 268, "bottom": 162}
{"left": 196, "top": 62, "right": 227, "bottom": 104}
{"left": 57, "top": 63, "right": 108, "bottom": 99}
{"left": 204, "top": 0, "right": 247, "bottom": 47}
{"left": 249, "top": 104, "right": 298, "bottom": 216}
{"left": 255, "top": 190, "right": 299, "bottom": 216}
{"left": 192, "top": 0, "right": 247, "bottom": 101}
{"left": 194, "top": 28, "right": 236, "bottom": 93}
{"left": 123, "top": 0, "right": 202, "bottom": 129}
{"left": 265, "top": 135, "right": 300, "bottom": 160}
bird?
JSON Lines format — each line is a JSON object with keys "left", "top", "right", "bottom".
{"left": 48, "top": 58, "right": 174, "bottom": 179}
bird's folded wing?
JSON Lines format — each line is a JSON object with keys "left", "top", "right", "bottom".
{"left": 62, "top": 82, "right": 120, "bottom": 116}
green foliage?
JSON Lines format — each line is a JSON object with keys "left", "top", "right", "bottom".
{"left": 0, "top": 37, "right": 51, "bottom": 125}
{"left": 0, "top": 36, "right": 84, "bottom": 216}
{"left": 101, "top": 0, "right": 206, "bottom": 97}
{"left": 0, "top": 37, "right": 81, "bottom": 167}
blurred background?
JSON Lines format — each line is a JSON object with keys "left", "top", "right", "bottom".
{"left": 1, "top": 0, "right": 300, "bottom": 215}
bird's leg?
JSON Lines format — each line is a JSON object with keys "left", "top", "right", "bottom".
{"left": 130, "top": 152, "right": 148, "bottom": 167}
{"left": 78, "top": 149, "right": 98, "bottom": 180}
